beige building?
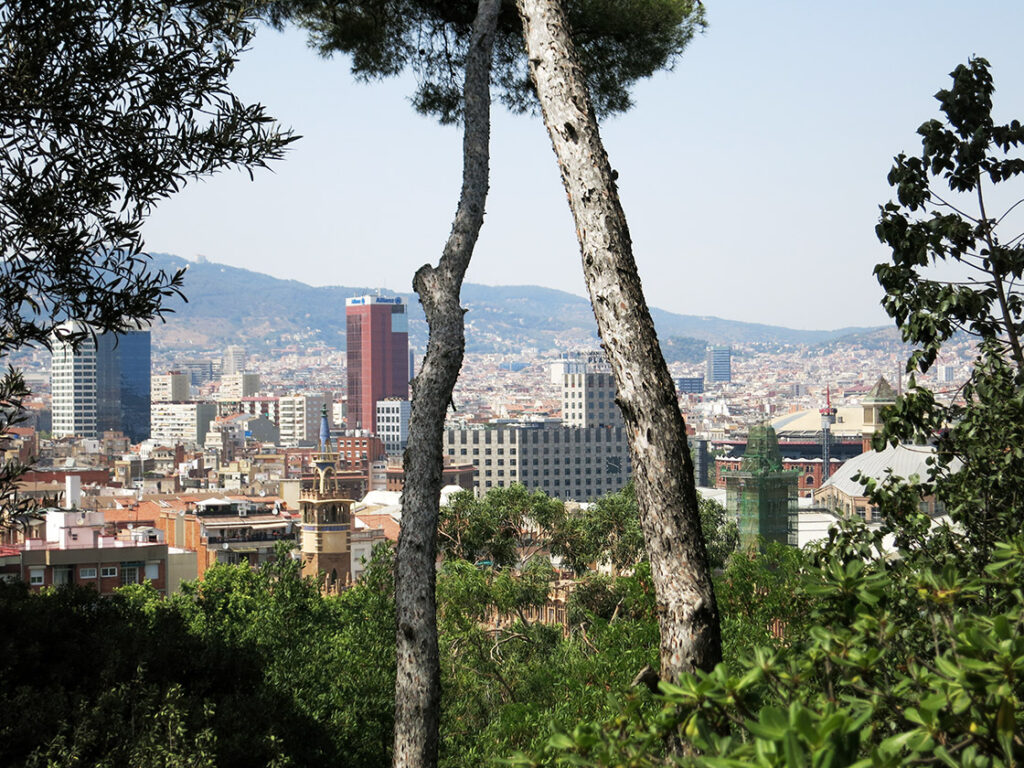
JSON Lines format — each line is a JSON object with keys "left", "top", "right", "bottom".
{"left": 814, "top": 443, "right": 955, "bottom": 523}
{"left": 150, "top": 401, "right": 217, "bottom": 446}
{"left": 152, "top": 372, "right": 190, "bottom": 403}
{"left": 219, "top": 372, "right": 260, "bottom": 401}
{"left": 561, "top": 370, "right": 624, "bottom": 428}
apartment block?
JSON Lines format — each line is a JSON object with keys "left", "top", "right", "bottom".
{"left": 561, "top": 370, "right": 624, "bottom": 428}
{"left": 152, "top": 371, "right": 190, "bottom": 403}
{"left": 278, "top": 393, "right": 329, "bottom": 447}
{"left": 220, "top": 372, "right": 260, "bottom": 401}
{"left": 150, "top": 402, "right": 217, "bottom": 446}
{"left": 443, "top": 423, "right": 631, "bottom": 501}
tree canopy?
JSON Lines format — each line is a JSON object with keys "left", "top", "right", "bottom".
{"left": 268, "top": 0, "right": 705, "bottom": 123}
{"left": 0, "top": 0, "right": 294, "bottom": 355}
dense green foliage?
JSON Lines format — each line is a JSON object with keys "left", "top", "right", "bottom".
{"left": 0, "top": 548, "right": 394, "bottom": 767}
{"left": 0, "top": 479, "right": 750, "bottom": 767}
{"left": 0, "top": 538, "right": 661, "bottom": 766}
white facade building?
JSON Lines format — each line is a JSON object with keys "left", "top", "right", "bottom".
{"left": 219, "top": 372, "right": 260, "bottom": 401}
{"left": 150, "top": 402, "right": 217, "bottom": 446}
{"left": 152, "top": 372, "right": 190, "bottom": 403}
{"left": 278, "top": 393, "right": 329, "bottom": 447}
{"left": 376, "top": 398, "right": 410, "bottom": 455}
{"left": 561, "top": 370, "right": 623, "bottom": 428}
{"left": 51, "top": 326, "right": 97, "bottom": 438}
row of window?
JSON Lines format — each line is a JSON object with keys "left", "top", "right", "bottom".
{"left": 28, "top": 563, "right": 159, "bottom": 586}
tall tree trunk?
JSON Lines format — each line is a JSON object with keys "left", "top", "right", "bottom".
{"left": 393, "top": 0, "right": 500, "bottom": 766}
{"left": 516, "top": 0, "right": 721, "bottom": 680}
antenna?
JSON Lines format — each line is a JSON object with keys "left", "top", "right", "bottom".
{"left": 819, "top": 385, "right": 838, "bottom": 481}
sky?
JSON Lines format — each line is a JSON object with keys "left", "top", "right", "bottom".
{"left": 142, "top": 1, "right": 1024, "bottom": 331}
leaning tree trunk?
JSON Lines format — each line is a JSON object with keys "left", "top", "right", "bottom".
{"left": 516, "top": 0, "right": 721, "bottom": 679}
{"left": 393, "top": 1, "right": 500, "bottom": 767}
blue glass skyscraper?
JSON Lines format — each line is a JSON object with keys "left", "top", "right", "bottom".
{"left": 94, "top": 329, "right": 151, "bottom": 442}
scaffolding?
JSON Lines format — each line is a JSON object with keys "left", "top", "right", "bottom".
{"left": 724, "top": 424, "right": 798, "bottom": 548}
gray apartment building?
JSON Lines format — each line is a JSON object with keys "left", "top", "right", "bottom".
{"left": 444, "top": 363, "right": 631, "bottom": 501}
{"left": 443, "top": 423, "right": 631, "bottom": 501}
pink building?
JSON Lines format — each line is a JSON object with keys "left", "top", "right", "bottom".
{"left": 0, "top": 508, "right": 195, "bottom": 595}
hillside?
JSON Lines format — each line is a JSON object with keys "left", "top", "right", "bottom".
{"left": 147, "top": 253, "right": 883, "bottom": 354}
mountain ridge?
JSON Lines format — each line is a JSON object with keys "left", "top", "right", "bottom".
{"left": 147, "top": 253, "right": 886, "bottom": 355}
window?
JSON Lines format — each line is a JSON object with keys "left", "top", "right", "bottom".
{"left": 80, "top": 567, "right": 97, "bottom": 579}
{"left": 145, "top": 562, "right": 160, "bottom": 580}
{"left": 29, "top": 567, "right": 44, "bottom": 586}
{"left": 53, "top": 567, "right": 73, "bottom": 586}
{"left": 101, "top": 566, "right": 117, "bottom": 578}
{"left": 121, "top": 566, "right": 141, "bottom": 586}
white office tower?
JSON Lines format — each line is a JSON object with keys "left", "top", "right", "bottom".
{"left": 51, "top": 323, "right": 97, "bottom": 438}
{"left": 51, "top": 322, "right": 151, "bottom": 442}
{"left": 377, "top": 398, "right": 411, "bottom": 455}
{"left": 222, "top": 345, "right": 246, "bottom": 376}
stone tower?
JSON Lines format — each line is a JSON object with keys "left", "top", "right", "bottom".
{"left": 299, "top": 406, "right": 353, "bottom": 591}
{"left": 861, "top": 376, "right": 897, "bottom": 452}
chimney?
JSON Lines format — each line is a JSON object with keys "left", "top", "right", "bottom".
{"left": 64, "top": 475, "right": 81, "bottom": 510}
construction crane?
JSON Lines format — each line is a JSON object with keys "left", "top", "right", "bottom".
{"left": 819, "top": 386, "right": 837, "bottom": 481}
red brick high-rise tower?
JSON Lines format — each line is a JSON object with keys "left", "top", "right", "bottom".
{"left": 345, "top": 295, "right": 409, "bottom": 434}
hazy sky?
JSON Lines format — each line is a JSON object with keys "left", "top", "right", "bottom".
{"left": 143, "top": 1, "right": 1024, "bottom": 331}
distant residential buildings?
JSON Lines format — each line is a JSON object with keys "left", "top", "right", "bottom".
{"left": 177, "top": 358, "right": 215, "bottom": 386}
{"left": 0, "top": 507, "right": 194, "bottom": 596}
{"left": 561, "top": 369, "right": 624, "bottom": 428}
{"left": 676, "top": 376, "right": 705, "bottom": 394}
{"left": 219, "top": 372, "right": 260, "bottom": 401}
{"left": 279, "top": 393, "right": 329, "bottom": 447}
{"left": 222, "top": 345, "right": 246, "bottom": 376}
{"left": 346, "top": 295, "right": 409, "bottom": 434}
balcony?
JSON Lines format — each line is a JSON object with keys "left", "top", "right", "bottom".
{"left": 206, "top": 530, "right": 291, "bottom": 547}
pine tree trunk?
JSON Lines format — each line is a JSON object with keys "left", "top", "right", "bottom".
{"left": 516, "top": 0, "right": 721, "bottom": 679}
{"left": 393, "top": 1, "right": 500, "bottom": 766}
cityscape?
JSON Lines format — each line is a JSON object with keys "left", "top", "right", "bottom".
{"left": 0, "top": 266, "right": 976, "bottom": 593}
{"left": 1, "top": 1, "right": 1019, "bottom": 764}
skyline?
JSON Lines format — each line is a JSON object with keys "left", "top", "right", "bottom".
{"left": 142, "top": 2, "right": 1024, "bottom": 330}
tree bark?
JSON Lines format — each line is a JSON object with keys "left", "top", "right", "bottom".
{"left": 516, "top": 0, "right": 721, "bottom": 679}
{"left": 393, "top": 0, "right": 500, "bottom": 767}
